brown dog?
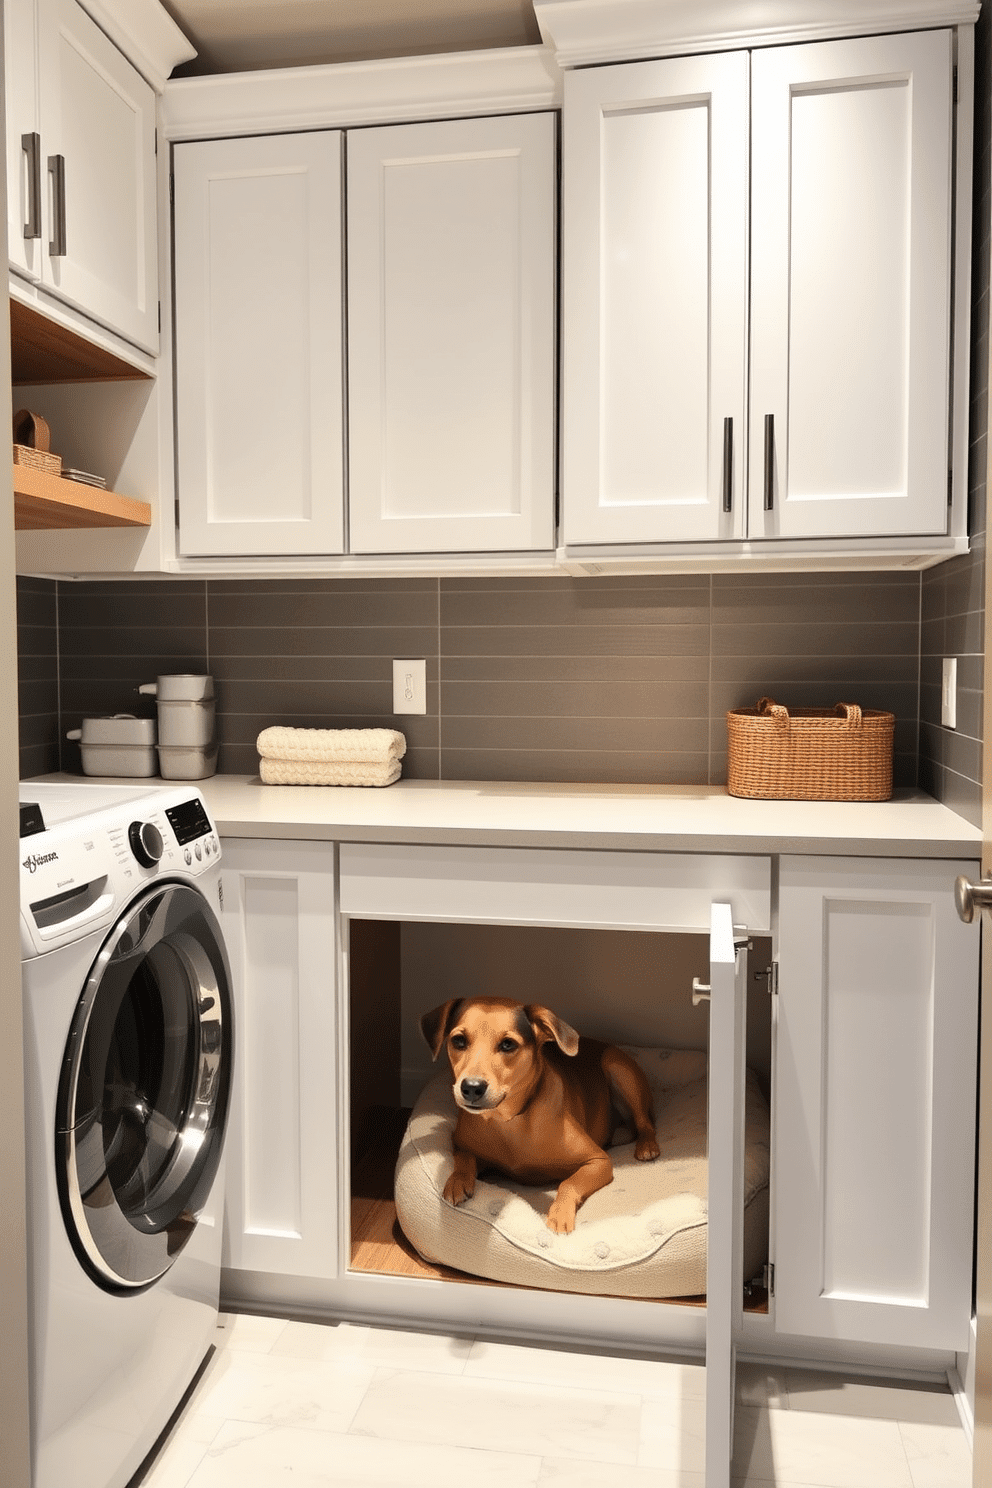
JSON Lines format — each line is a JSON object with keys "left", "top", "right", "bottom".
{"left": 420, "top": 997, "right": 660, "bottom": 1235}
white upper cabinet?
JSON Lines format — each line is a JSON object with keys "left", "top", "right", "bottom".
{"left": 347, "top": 112, "right": 556, "bottom": 555}
{"left": 562, "top": 52, "right": 748, "bottom": 545}
{"left": 749, "top": 31, "right": 952, "bottom": 539}
{"left": 5, "top": 0, "right": 159, "bottom": 354}
{"left": 173, "top": 113, "right": 555, "bottom": 560}
{"left": 173, "top": 132, "right": 346, "bottom": 557}
{"left": 5, "top": 0, "right": 40, "bottom": 282}
{"left": 561, "top": 27, "right": 956, "bottom": 550}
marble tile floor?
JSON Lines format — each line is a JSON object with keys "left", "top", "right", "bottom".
{"left": 136, "top": 1312, "right": 973, "bottom": 1488}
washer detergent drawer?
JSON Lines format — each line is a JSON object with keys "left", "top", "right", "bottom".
{"left": 338, "top": 843, "right": 771, "bottom": 933}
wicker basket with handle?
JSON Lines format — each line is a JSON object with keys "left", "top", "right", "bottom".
{"left": 12, "top": 408, "right": 61, "bottom": 476}
{"left": 726, "top": 697, "right": 894, "bottom": 801}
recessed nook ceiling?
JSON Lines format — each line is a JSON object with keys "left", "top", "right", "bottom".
{"left": 159, "top": 0, "right": 541, "bottom": 75}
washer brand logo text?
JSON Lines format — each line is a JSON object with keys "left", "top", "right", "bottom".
{"left": 23, "top": 850, "right": 58, "bottom": 873}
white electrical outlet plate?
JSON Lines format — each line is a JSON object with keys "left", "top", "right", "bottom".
{"left": 393, "top": 658, "right": 427, "bottom": 715}
{"left": 941, "top": 657, "right": 957, "bottom": 729}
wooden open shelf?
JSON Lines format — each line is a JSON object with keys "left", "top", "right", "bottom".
{"left": 9, "top": 297, "right": 153, "bottom": 384}
{"left": 13, "top": 461, "right": 151, "bottom": 530}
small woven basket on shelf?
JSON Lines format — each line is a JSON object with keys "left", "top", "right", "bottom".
{"left": 12, "top": 408, "right": 60, "bottom": 476}
{"left": 726, "top": 697, "right": 894, "bottom": 801}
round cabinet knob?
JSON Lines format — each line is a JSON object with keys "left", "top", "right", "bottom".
{"left": 128, "top": 820, "right": 164, "bottom": 868}
{"left": 954, "top": 874, "right": 992, "bottom": 924}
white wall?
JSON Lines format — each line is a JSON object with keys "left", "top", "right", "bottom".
{"left": 0, "top": 1, "right": 34, "bottom": 1477}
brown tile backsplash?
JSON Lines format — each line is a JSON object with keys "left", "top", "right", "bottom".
{"left": 919, "top": 546, "right": 985, "bottom": 827}
{"left": 17, "top": 577, "right": 60, "bottom": 781}
{"left": 17, "top": 568, "right": 942, "bottom": 795}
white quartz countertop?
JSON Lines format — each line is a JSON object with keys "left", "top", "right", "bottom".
{"left": 31, "top": 774, "right": 982, "bottom": 856}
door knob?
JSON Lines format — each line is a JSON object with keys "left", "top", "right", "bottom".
{"left": 954, "top": 875, "right": 992, "bottom": 923}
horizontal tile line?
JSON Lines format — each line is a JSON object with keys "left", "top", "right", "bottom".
{"left": 438, "top": 748, "right": 709, "bottom": 756}
{"left": 439, "top": 716, "right": 713, "bottom": 724}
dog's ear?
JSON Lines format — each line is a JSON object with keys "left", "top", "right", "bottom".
{"left": 525, "top": 1005, "right": 580, "bottom": 1057}
{"left": 420, "top": 1000, "right": 463, "bottom": 1061}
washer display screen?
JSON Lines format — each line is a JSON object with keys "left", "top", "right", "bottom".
{"left": 164, "top": 798, "right": 212, "bottom": 846}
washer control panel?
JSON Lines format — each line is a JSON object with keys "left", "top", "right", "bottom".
{"left": 19, "top": 786, "right": 222, "bottom": 958}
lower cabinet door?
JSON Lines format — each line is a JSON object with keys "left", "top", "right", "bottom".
{"left": 220, "top": 839, "right": 339, "bottom": 1278}
{"left": 705, "top": 902, "right": 748, "bottom": 1488}
{"left": 775, "top": 855, "right": 979, "bottom": 1350}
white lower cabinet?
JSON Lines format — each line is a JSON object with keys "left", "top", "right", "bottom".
{"left": 219, "top": 839, "right": 339, "bottom": 1278}
{"left": 775, "top": 855, "right": 980, "bottom": 1351}
{"left": 219, "top": 837, "right": 980, "bottom": 1381}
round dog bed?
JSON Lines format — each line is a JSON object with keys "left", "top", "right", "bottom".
{"left": 394, "top": 1046, "right": 770, "bottom": 1298}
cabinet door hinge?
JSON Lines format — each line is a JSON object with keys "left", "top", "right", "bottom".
{"left": 763, "top": 1262, "right": 775, "bottom": 1296}
{"left": 948, "top": 470, "right": 954, "bottom": 508}
{"left": 754, "top": 960, "right": 778, "bottom": 995}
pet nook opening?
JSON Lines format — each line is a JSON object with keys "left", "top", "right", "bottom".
{"left": 347, "top": 918, "right": 771, "bottom": 1312}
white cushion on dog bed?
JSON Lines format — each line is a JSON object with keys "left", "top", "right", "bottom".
{"left": 394, "top": 1046, "right": 770, "bottom": 1298}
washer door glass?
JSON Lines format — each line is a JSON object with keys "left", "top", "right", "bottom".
{"left": 56, "top": 880, "right": 233, "bottom": 1292}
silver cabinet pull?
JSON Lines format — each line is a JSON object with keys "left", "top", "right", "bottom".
{"left": 763, "top": 413, "right": 775, "bottom": 511}
{"left": 48, "top": 154, "right": 66, "bottom": 257}
{"left": 722, "top": 416, "right": 733, "bottom": 513}
{"left": 21, "top": 133, "right": 41, "bottom": 240}
{"left": 954, "top": 875, "right": 992, "bottom": 923}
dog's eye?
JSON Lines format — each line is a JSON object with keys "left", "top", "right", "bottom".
{"left": 450, "top": 1033, "right": 467, "bottom": 1050}
{"left": 497, "top": 1038, "right": 518, "bottom": 1054}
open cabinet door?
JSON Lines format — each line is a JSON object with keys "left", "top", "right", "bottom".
{"left": 705, "top": 901, "right": 748, "bottom": 1488}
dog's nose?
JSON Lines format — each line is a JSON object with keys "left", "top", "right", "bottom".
{"left": 460, "top": 1078, "right": 488, "bottom": 1104}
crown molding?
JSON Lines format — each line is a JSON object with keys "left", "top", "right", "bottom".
{"left": 160, "top": 45, "right": 562, "bottom": 141}
{"left": 77, "top": 0, "right": 196, "bottom": 92}
{"left": 533, "top": 0, "right": 981, "bottom": 66}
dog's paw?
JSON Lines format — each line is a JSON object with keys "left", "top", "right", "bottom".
{"left": 546, "top": 1198, "right": 577, "bottom": 1234}
{"left": 635, "top": 1133, "right": 661, "bottom": 1161}
{"left": 443, "top": 1173, "right": 475, "bottom": 1207}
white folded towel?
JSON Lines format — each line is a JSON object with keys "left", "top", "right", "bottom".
{"left": 260, "top": 758, "right": 402, "bottom": 788}
{"left": 256, "top": 726, "right": 406, "bottom": 764}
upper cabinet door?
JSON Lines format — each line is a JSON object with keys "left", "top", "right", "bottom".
{"left": 347, "top": 113, "right": 556, "bottom": 555}
{"left": 561, "top": 52, "right": 749, "bottom": 546}
{"left": 5, "top": 0, "right": 42, "bottom": 281}
{"left": 37, "top": 0, "right": 158, "bottom": 352}
{"left": 174, "top": 132, "right": 345, "bottom": 557}
{"left": 749, "top": 30, "right": 953, "bottom": 539}
{"left": 5, "top": 0, "right": 158, "bottom": 352}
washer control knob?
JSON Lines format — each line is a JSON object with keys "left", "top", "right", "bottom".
{"left": 128, "top": 820, "right": 164, "bottom": 868}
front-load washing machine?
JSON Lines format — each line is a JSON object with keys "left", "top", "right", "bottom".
{"left": 19, "top": 781, "right": 234, "bottom": 1488}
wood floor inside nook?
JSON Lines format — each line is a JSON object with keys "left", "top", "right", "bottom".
{"left": 348, "top": 1105, "right": 768, "bottom": 1312}
{"left": 350, "top": 1106, "right": 497, "bottom": 1284}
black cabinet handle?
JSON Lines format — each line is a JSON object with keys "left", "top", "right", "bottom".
{"left": 21, "top": 133, "right": 41, "bottom": 240}
{"left": 48, "top": 154, "right": 66, "bottom": 257}
{"left": 763, "top": 413, "right": 775, "bottom": 511}
{"left": 722, "top": 417, "right": 733, "bottom": 513}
